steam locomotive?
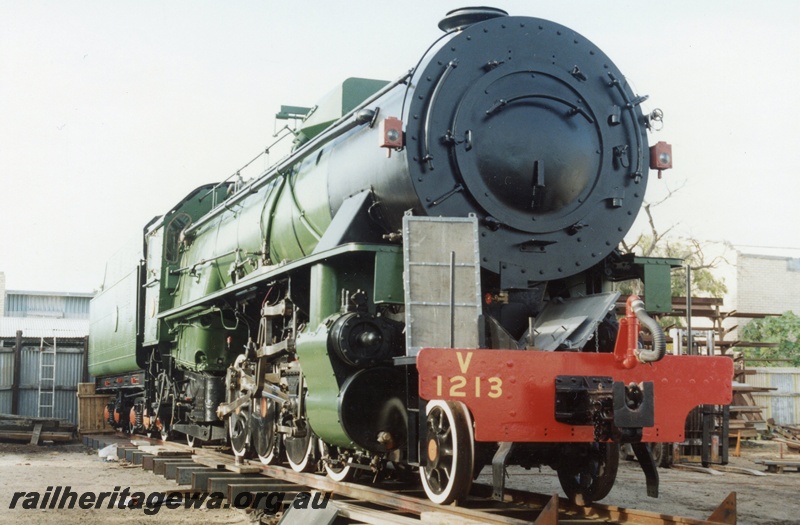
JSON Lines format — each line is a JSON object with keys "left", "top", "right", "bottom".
{"left": 89, "top": 7, "right": 733, "bottom": 505}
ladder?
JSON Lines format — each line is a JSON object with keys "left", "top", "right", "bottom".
{"left": 37, "top": 336, "right": 57, "bottom": 418}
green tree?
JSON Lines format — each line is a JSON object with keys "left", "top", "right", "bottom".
{"left": 620, "top": 194, "right": 728, "bottom": 299}
{"left": 621, "top": 234, "right": 728, "bottom": 299}
{"left": 740, "top": 312, "right": 800, "bottom": 367}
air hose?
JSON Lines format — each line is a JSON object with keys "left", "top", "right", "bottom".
{"left": 630, "top": 298, "right": 666, "bottom": 363}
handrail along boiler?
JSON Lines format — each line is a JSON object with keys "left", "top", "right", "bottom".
{"left": 89, "top": 7, "right": 733, "bottom": 505}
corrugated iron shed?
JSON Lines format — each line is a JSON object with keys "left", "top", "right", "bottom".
{"left": 4, "top": 290, "right": 93, "bottom": 319}
{"left": 0, "top": 317, "right": 90, "bottom": 424}
{"left": 0, "top": 317, "right": 89, "bottom": 339}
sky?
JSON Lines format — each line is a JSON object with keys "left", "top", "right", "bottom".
{"left": 1, "top": 1, "right": 799, "bottom": 293}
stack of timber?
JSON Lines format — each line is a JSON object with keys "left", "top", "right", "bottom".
{"left": 769, "top": 419, "right": 800, "bottom": 452}
{"left": 0, "top": 414, "right": 76, "bottom": 444}
{"left": 730, "top": 354, "right": 771, "bottom": 439}
{"left": 77, "top": 382, "right": 115, "bottom": 434}
{"left": 729, "top": 384, "right": 766, "bottom": 439}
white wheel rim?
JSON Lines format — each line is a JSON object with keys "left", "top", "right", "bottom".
{"left": 319, "top": 441, "right": 352, "bottom": 481}
{"left": 286, "top": 434, "right": 315, "bottom": 472}
{"left": 419, "top": 400, "right": 474, "bottom": 504}
{"left": 229, "top": 412, "right": 249, "bottom": 458}
{"left": 254, "top": 396, "right": 280, "bottom": 464}
{"left": 325, "top": 462, "right": 352, "bottom": 481}
{"left": 258, "top": 449, "right": 277, "bottom": 465}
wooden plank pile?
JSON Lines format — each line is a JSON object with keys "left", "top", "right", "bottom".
{"left": 768, "top": 419, "right": 800, "bottom": 452}
{"left": 729, "top": 353, "right": 772, "bottom": 439}
{"left": 0, "top": 414, "right": 77, "bottom": 444}
{"left": 729, "top": 382, "right": 770, "bottom": 439}
{"left": 755, "top": 460, "right": 800, "bottom": 474}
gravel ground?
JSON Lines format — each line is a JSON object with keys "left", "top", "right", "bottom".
{"left": 0, "top": 441, "right": 247, "bottom": 525}
{"left": 0, "top": 438, "right": 798, "bottom": 524}
{"left": 476, "top": 439, "right": 800, "bottom": 525}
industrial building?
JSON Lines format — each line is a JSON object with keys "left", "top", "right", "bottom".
{"left": 0, "top": 271, "right": 93, "bottom": 424}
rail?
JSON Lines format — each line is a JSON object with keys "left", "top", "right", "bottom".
{"left": 83, "top": 433, "right": 736, "bottom": 525}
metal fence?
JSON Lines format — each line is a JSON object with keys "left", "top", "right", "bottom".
{"left": 748, "top": 367, "right": 800, "bottom": 426}
{"left": 0, "top": 337, "right": 87, "bottom": 424}
{"left": 0, "top": 348, "right": 14, "bottom": 413}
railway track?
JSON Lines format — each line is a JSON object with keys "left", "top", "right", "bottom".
{"left": 83, "top": 434, "right": 736, "bottom": 525}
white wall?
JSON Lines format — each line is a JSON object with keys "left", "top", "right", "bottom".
{"left": 0, "top": 272, "right": 5, "bottom": 317}
{"left": 736, "top": 254, "right": 800, "bottom": 315}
